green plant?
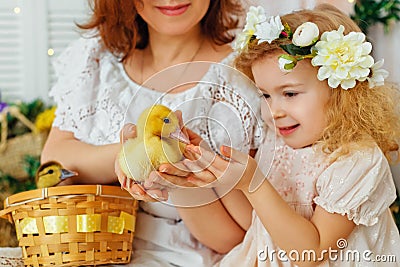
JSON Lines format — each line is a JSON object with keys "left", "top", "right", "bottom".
{"left": 0, "top": 155, "right": 38, "bottom": 198}
{"left": 1, "top": 99, "right": 48, "bottom": 138}
{"left": 351, "top": 0, "right": 400, "bottom": 34}
{"left": 23, "top": 155, "right": 41, "bottom": 182}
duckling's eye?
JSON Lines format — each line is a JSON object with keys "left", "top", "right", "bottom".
{"left": 163, "top": 118, "right": 170, "bottom": 123}
{"left": 47, "top": 169, "right": 54, "bottom": 174}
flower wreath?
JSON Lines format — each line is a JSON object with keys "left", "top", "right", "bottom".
{"left": 234, "top": 6, "right": 389, "bottom": 90}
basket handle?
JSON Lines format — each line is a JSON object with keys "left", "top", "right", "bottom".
{"left": 0, "top": 105, "right": 38, "bottom": 153}
{"left": 0, "top": 205, "right": 18, "bottom": 223}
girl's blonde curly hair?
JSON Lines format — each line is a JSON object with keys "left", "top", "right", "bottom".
{"left": 235, "top": 4, "right": 400, "bottom": 162}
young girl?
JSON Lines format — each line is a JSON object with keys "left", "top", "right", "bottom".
{"left": 179, "top": 4, "right": 400, "bottom": 266}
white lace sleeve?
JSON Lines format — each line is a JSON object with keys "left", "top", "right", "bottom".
{"left": 49, "top": 36, "right": 103, "bottom": 133}
{"left": 200, "top": 59, "right": 264, "bottom": 154}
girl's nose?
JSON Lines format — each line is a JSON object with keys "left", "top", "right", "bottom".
{"left": 270, "top": 102, "right": 285, "bottom": 119}
{"left": 273, "top": 110, "right": 285, "bottom": 119}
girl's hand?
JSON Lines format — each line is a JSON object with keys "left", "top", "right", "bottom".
{"left": 183, "top": 145, "right": 263, "bottom": 192}
{"left": 115, "top": 123, "right": 168, "bottom": 202}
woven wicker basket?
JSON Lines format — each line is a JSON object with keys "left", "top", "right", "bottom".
{"left": 0, "top": 106, "right": 47, "bottom": 180}
{"left": 0, "top": 185, "right": 138, "bottom": 267}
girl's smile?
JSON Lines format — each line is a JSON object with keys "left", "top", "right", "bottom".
{"left": 278, "top": 124, "right": 300, "bottom": 136}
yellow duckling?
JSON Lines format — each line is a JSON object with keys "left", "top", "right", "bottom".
{"left": 118, "top": 105, "right": 190, "bottom": 184}
{"left": 35, "top": 161, "right": 78, "bottom": 188}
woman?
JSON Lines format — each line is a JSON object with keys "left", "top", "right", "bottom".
{"left": 42, "top": 0, "right": 262, "bottom": 265}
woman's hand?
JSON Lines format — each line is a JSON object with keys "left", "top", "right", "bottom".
{"left": 115, "top": 123, "right": 168, "bottom": 201}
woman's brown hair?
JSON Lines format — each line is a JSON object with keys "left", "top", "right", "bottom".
{"left": 235, "top": 4, "right": 400, "bottom": 161}
{"left": 78, "top": 0, "right": 243, "bottom": 62}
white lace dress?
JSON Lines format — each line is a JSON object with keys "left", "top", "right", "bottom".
{"left": 45, "top": 37, "right": 262, "bottom": 267}
{"left": 216, "top": 132, "right": 400, "bottom": 267}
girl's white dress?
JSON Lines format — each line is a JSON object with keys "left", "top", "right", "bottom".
{"left": 217, "top": 132, "right": 400, "bottom": 266}
{"left": 49, "top": 37, "right": 263, "bottom": 266}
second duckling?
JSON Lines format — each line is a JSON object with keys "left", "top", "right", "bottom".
{"left": 36, "top": 161, "right": 77, "bottom": 188}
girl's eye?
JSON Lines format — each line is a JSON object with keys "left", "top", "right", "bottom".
{"left": 284, "top": 92, "right": 298, "bottom": 97}
{"left": 263, "top": 93, "right": 270, "bottom": 99}
{"left": 163, "top": 118, "right": 170, "bottom": 123}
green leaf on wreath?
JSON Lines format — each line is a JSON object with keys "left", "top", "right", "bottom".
{"left": 280, "top": 44, "right": 312, "bottom": 56}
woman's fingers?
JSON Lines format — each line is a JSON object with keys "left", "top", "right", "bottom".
{"left": 145, "top": 171, "right": 196, "bottom": 189}
{"left": 116, "top": 162, "right": 160, "bottom": 202}
{"left": 124, "top": 180, "right": 160, "bottom": 202}
{"left": 146, "top": 189, "right": 168, "bottom": 201}
{"left": 120, "top": 123, "right": 137, "bottom": 143}
{"left": 122, "top": 177, "right": 166, "bottom": 202}
{"left": 159, "top": 162, "right": 191, "bottom": 177}
{"left": 119, "top": 177, "right": 144, "bottom": 198}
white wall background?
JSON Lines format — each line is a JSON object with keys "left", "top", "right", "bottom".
{"left": 0, "top": 0, "right": 89, "bottom": 102}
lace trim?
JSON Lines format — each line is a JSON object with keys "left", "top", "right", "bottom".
{"left": 53, "top": 87, "right": 125, "bottom": 145}
{"left": 199, "top": 80, "right": 259, "bottom": 154}
{"left": 0, "top": 256, "right": 24, "bottom": 267}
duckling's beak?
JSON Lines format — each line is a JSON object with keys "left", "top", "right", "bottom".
{"left": 169, "top": 127, "right": 190, "bottom": 144}
{"left": 60, "top": 169, "right": 78, "bottom": 180}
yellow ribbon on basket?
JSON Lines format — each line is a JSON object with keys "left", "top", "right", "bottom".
{"left": 17, "top": 212, "right": 135, "bottom": 239}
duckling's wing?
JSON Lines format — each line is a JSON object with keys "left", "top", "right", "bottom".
{"left": 119, "top": 139, "right": 156, "bottom": 182}
{"left": 119, "top": 137, "right": 184, "bottom": 183}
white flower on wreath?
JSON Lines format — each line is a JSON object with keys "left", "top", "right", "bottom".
{"left": 311, "top": 25, "right": 374, "bottom": 90}
{"left": 255, "top": 15, "right": 284, "bottom": 44}
{"left": 245, "top": 6, "right": 267, "bottom": 33}
{"left": 367, "top": 59, "right": 389, "bottom": 88}
{"left": 292, "top": 22, "right": 319, "bottom": 47}
{"left": 233, "top": 32, "right": 252, "bottom": 51}
{"left": 278, "top": 55, "right": 297, "bottom": 72}
{"left": 233, "top": 6, "right": 267, "bottom": 50}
